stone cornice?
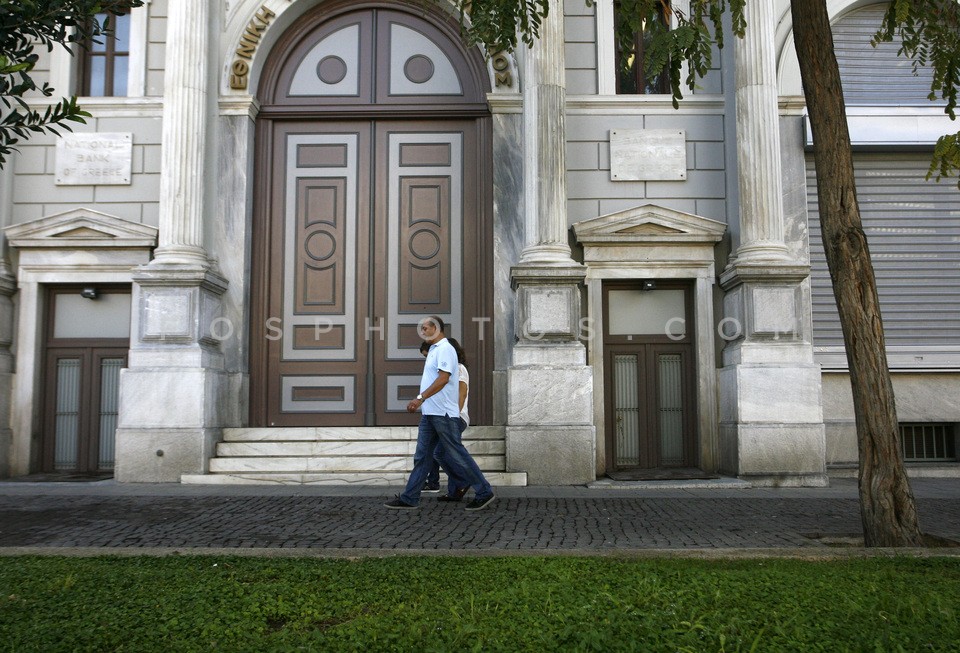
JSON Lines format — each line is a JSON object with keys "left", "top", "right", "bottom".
{"left": 566, "top": 95, "right": 725, "bottom": 114}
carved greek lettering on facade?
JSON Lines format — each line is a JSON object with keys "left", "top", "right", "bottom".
{"left": 229, "top": 5, "right": 277, "bottom": 90}
{"left": 489, "top": 50, "right": 513, "bottom": 88}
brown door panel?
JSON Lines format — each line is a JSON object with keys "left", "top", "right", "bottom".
{"left": 264, "top": 121, "right": 372, "bottom": 426}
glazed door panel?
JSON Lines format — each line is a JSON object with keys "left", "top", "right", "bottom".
{"left": 263, "top": 120, "right": 478, "bottom": 426}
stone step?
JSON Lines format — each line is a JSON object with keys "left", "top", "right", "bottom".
{"left": 180, "top": 471, "right": 529, "bottom": 486}
{"left": 207, "top": 454, "right": 506, "bottom": 474}
{"left": 216, "top": 439, "right": 504, "bottom": 458}
{"left": 222, "top": 426, "right": 506, "bottom": 442}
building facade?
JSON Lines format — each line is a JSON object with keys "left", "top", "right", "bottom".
{"left": 0, "top": 0, "right": 956, "bottom": 484}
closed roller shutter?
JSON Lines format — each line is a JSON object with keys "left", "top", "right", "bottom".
{"left": 807, "top": 154, "right": 960, "bottom": 365}
{"left": 833, "top": 4, "right": 939, "bottom": 106}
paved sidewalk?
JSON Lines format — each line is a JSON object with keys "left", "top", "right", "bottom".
{"left": 0, "top": 478, "right": 958, "bottom": 555}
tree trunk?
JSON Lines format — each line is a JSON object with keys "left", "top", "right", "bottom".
{"left": 789, "top": 0, "right": 923, "bottom": 547}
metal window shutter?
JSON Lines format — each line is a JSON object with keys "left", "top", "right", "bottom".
{"left": 807, "top": 154, "right": 960, "bottom": 354}
{"left": 833, "top": 4, "right": 939, "bottom": 106}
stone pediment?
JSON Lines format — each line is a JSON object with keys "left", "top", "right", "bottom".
{"left": 573, "top": 203, "right": 726, "bottom": 245}
{"left": 5, "top": 208, "right": 158, "bottom": 249}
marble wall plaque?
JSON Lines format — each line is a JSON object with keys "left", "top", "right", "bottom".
{"left": 610, "top": 129, "right": 686, "bottom": 181}
{"left": 56, "top": 132, "right": 132, "bottom": 185}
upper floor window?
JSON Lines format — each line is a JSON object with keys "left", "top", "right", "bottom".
{"left": 80, "top": 11, "right": 131, "bottom": 97}
{"left": 614, "top": 0, "right": 670, "bottom": 94}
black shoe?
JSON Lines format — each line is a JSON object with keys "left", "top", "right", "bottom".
{"left": 384, "top": 495, "right": 418, "bottom": 510}
{"left": 437, "top": 486, "right": 468, "bottom": 502}
{"left": 422, "top": 482, "right": 441, "bottom": 493}
{"left": 465, "top": 494, "right": 495, "bottom": 511}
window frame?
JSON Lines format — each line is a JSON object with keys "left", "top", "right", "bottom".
{"left": 596, "top": 0, "right": 689, "bottom": 96}
{"left": 79, "top": 9, "right": 132, "bottom": 98}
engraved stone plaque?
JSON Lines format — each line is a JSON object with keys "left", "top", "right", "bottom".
{"left": 55, "top": 132, "right": 132, "bottom": 185}
{"left": 610, "top": 129, "right": 686, "bottom": 181}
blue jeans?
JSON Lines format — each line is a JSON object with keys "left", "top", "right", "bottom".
{"left": 426, "top": 418, "right": 468, "bottom": 494}
{"left": 400, "top": 414, "right": 493, "bottom": 506}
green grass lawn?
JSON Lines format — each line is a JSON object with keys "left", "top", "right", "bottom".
{"left": 1, "top": 555, "right": 958, "bottom": 652}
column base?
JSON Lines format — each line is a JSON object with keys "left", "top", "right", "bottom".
{"left": 718, "top": 364, "right": 826, "bottom": 483}
{"left": 506, "top": 345, "right": 596, "bottom": 485}
{"left": 114, "top": 427, "right": 221, "bottom": 482}
{"left": 506, "top": 425, "right": 596, "bottom": 485}
{"left": 115, "top": 265, "right": 229, "bottom": 482}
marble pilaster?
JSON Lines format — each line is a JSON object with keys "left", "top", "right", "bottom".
{"left": 115, "top": 0, "right": 229, "bottom": 482}
{"left": 718, "top": 2, "right": 826, "bottom": 486}
{"left": 506, "top": 6, "right": 595, "bottom": 484}
{"left": 0, "top": 157, "right": 14, "bottom": 477}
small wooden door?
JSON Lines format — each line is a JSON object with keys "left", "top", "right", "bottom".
{"left": 40, "top": 286, "right": 130, "bottom": 474}
{"left": 603, "top": 282, "right": 697, "bottom": 471}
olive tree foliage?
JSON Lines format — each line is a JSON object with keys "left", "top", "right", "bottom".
{"left": 0, "top": 0, "right": 143, "bottom": 168}
{"left": 876, "top": 0, "right": 960, "bottom": 187}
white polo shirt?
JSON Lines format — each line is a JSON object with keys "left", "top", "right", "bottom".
{"left": 420, "top": 338, "right": 460, "bottom": 417}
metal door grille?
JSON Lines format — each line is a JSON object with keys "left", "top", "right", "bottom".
{"left": 54, "top": 359, "right": 82, "bottom": 470}
{"left": 613, "top": 354, "right": 640, "bottom": 466}
{"left": 98, "top": 358, "right": 124, "bottom": 470}
{"left": 658, "top": 354, "right": 684, "bottom": 466}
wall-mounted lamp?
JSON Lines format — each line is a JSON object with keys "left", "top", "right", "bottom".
{"left": 641, "top": 279, "right": 657, "bottom": 291}
{"left": 80, "top": 287, "right": 99, "bottom": 300}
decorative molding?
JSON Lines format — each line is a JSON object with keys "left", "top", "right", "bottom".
{"left": 566, "top": 95, "right": 725, "bottom": 114}
{"left": 5, "top": 208, "right": 158, "bottom": 249}
{"left": 573, "top": 203, "right": 726, "bottom": 245}
{"left": 218, "top": 96, "right": 262, "bottom": 119}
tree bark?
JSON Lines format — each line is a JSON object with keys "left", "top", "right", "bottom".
{"left": 790, "top": 0, "right": 923, "bottom": 547}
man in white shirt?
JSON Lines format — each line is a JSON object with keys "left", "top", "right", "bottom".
{"left": 384, "top": 316, "right": 495, "bottom": 511}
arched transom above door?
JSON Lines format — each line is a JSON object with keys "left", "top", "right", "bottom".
{"left": 260, "top": 4, "right": 489, "bottom": 109}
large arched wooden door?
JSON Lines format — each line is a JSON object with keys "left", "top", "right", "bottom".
{"left": 250, "top": 3, "right": 492, "bottom": 427}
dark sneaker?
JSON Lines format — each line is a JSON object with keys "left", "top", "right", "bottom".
{"left": 437, "top": 486, "right": 468, "bottom": 502}
{"left": 384, "top": 495, "right": 417, "bottom": 510}
{"left": 422, "top": 482, "right": 441, "bottom": 493}
{"left": 464, "top": 494, "right": 495, "bottom": 511}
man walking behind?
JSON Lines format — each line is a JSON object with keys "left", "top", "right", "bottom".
{"left": 384, "top": 316, "right": 495, "bottom": 511}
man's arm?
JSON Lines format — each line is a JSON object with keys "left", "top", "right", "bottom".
{"left": 406, "top": 370, "right": 451, "bottom": 413}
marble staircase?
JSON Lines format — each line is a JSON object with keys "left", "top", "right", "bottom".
{"left": 180, "top": 426, "right": 528, "bottom": 486}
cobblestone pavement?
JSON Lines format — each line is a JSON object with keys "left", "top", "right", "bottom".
{"left": 0, "top": 478, "right": 958, "bottom": 554}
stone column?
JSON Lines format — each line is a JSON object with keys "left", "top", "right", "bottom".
{"left": 717, "top": 3, "right": 826, "bottom": 486}
{"left": 153, "top": 0, "right": 210, "bottom": 267}
{"left": 731, "top": 1, "right": 791, "bottom": 263}
{"left": 115, "top": 0, "right": 228, "bottom": 482}
{"left": 506, "top": 6, "right": 595, "bottom": 484}
{"left": 0, "top": 162, "right": 15, "bottom": 478}
{"left": 519, "top": 3, "right": 571, "bottom": 265}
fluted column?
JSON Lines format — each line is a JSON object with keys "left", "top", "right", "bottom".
{"left": 152, "top": 0, "right": 209, "bottom": 266}
{"left": 733, "top": 1, "right": 791, "bottom": 262}
{"left": 519, "top": 4, "right": 573, "bottom": 264}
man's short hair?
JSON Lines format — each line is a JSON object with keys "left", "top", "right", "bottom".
{"left": 427, "top": 315, "right": 445, "bottom": 333}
